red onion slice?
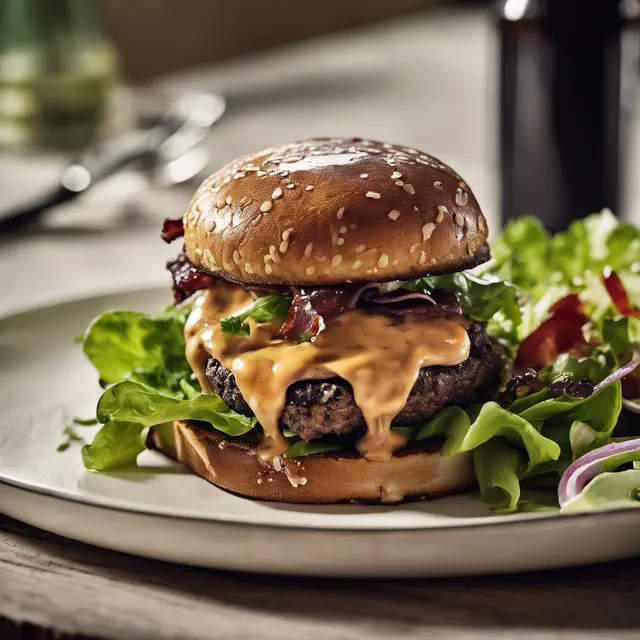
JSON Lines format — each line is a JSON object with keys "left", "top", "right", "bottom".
{"left": 559, "top": 438, "right": 640, "bottom": 507}
{"left": 622, "top": 398, "right": 640, "bottom": 415}
{"left": 594, "top": 360, "right": 640, "bottom": 393}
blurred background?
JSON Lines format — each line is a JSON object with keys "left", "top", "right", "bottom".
{"left": 1, "top": 0, "right": 639, "bottom": 311}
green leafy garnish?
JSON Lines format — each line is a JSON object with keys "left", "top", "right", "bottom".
{"left": 403, "top": 272, "right": 522, "bottom": 352}
{"left": 220, "top": 295, "right": 292, "bottom": 337}
{"left": 82, "top": 308, "right": 192, "bottom": 397}
{"left": 285, "top": 439, "right": 345, "bottom": 457}
{"left": 57, "top": 425, "right": 84, "bottom": 452}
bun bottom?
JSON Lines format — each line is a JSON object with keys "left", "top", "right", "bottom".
{"left": 151, "top": 421, "right": 476, "bottom": 504}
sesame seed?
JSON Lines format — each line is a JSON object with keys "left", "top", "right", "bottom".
{"left": 413, "top": 206, "right": 419, "bottom": 212}
{"left": 391, "top": 171, "right": 402, "bottom": 179}
{"left": 339, "top": 225, "right": 347, "bottom": 234}
{"left": 269, "top": 245, "right": 281, "bottom": 264}
{"left": 304, "top": 242, "right": 314, "bottom": 258}
{"left": 418, "top": 251, "right": 427, "bottom": 265}
{"left": 409, "top": 243, "right": 418, "bottom": 253}
{"left": 360, "top": 173, "right": 369, "bottom": 178}
{"left": 265, "top": 264, "right": 273, "bottom": 274}
{"left": 352, "top": 260, "right": 362, "bottom": 269}
{"left": 434, "top": 181, "right": 443, "bottom": 190}
{"left": 455, "top": 213, "right": 465, "bottom": 227}
{"left": 245, "top": 263, "right": 254, "bottom": 274}
{"left": 377, "top": 254, "right": 389, "bottom": 268}
{"left": 356, "top": 244, "right": 366, "bottom": 254}
{"left": 331, "top": 255, "right": 343, "bottom": 267}
{"left": 260, "top": 200, "right": 272, "bottom": 213}
{"left": 438, "top": 205, "right": 449, "bottom": 220}
{"left": 422, "top": 222, "right": 436, "bottom": 241}
{"left": 239, "top": 196, "right": 253, "bottom": 208}
{"left": 366, "top": 191, "right": 381, "bottom": 199}
{"left": 305, "top": 185, "right": 314, "bottom": 191}
{"left": 282, "top": 229, "right": 292, "bottom": 241}
{"left": 263, "top": 253, "right": 271, "bottom": 263}
{"left": 287, "top": 183, "right": 295, "bottom": 189}
{"left": 233, "top": 250, "right": 241, "bottom": 264}
{"left": 430, "top": 257, "right": 437, "bottom": 265}
{"left": 468, "top": 243, "right": 474, "bottom": 257}
{"left": 195, "top": 247, "right": 203, "bottom": 256}
{"left": 226, "top": 196, "right": 233, "bottom": 206}
{"left": 403, "top": 183, "right": 416, "bottom": 195}
{"left": 456, "top": 188, "right": 469, "bottom": 206}
{"left": 337, "top": 207, "right": 345, "bottom": 219}
{"left": 388, "top": 210, "right": 401, "bottom": 221}
{"left": 316, "top": 256, "right": 328, "bottom": 263}
{"left": 306, "top": 266, "right": 316, "bottom": 275}
{"left": 272, "top": 187, "right": 284, "bottom": 200}
{"left": 204, "top": 219, "right": 215, "bottom": 232}
{"left": 279, "top": 171, "right": 289, "bottom": 177}
{"left": 251, "top": 214, "right": 262, "bottom": 226}
{"left": 395, "top": 180, "right": 404, "bottom": 187}
{"left": 349, "top": 223, "right": 358, "bottom": 230}
{"left": 337, "top": 238, "right": 345, "bottom": 246}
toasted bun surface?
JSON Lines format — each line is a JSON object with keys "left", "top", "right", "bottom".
{"left": 151, "top": 421, "right": 476, "bottom": 504}
{"left": 182, "top": 138, "right": 489, "bottom": 286}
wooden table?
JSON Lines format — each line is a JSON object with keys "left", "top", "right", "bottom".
{"left": 3, "top": 513, "right": 640, "bottom": 639}
{"left": 2, "top": 6, "right": 640, "bottom": 639}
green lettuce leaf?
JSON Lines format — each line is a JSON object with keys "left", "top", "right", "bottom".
{"left": 562, "top": 470, "right": 640, "bottom": 513}
{"left": 83, "top": 381, "right": 257, "bottom": 471}
{"left": 416, "top": 403, "right": 560, "bottom": 473}
{"left": 82, "top": 309, "right": 192, "bottom": 396}
{"left": 602, "top": 316, "right": 640, "bottom": 355}
{"left": 403, "top": 272, "right": 522, "bottom": 351}
{"left": 81, "top": 421, "right": 148, "bottom": 471}
{"left": 473, "top": 439, "right": 523, "bottom": 511}
{"left": 285, "top": 439, "right": 344, "bottom": 457}
{"left": 96, "top": 381, "right": 256, "bottom": 435}
{"left": 220, "top": 295, "right": 292, "bottom": 337}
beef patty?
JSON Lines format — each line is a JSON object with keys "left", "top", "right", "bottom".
{"left": 205, "top": 322, "right": 501, "bottom": 440}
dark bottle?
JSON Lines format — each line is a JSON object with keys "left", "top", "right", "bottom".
{"left": 496, "top": 0, "right": 636, "bottom": 231}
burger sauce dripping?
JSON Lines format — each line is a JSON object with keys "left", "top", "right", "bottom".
{"left": 185, "top": 286, "right": 471, "bottom": 462}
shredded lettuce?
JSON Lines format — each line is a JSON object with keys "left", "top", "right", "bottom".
{"left": 220, "top": 295, "right": 292, "bottom": 337}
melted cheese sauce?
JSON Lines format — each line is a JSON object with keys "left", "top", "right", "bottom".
{"left": 185, "top": 286, "right": 470, "bottom": 462}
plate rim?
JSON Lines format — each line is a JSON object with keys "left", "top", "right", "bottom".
{"left": 2, "top": 286, "right": 639, "bottom": 534}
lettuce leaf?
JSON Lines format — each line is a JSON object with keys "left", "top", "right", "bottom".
{"left": 96, "top": 381, "right": 256, "bottom": 435}
{"left": 416, "top": 403, "right": 560, "bottom": 472}
{"left": 83, "top": 381, "right": 256, "bottom": 470}
{"left": 285, "top": 439, "right": 344, "bottom": 457}
{"left": 81, "top": 421, "right": 148, "bottom": 471}
{"left": 220, "top": 295, "right": 292, "bottom": 337}
{"left": 403, "top": 272, "right": 522, "bottom": 351}
{"left": 562, "top": 470, "right": 640, "bottom": 513}
{"left": 82, "top": 309, "right": 192, "bottom": 397}
{"left": 473, "top": 439, "right": 523, "bottom": 511}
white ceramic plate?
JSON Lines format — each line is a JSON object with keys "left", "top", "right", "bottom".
{"left": 1, "top": 288, "right": 639, "bottom": 577}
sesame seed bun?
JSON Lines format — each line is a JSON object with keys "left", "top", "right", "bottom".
{"left": 150, "top": 420, "right": 476, "bottom": 504}
{"left": 182, "top": 138, "right": 490, "bottom": 286}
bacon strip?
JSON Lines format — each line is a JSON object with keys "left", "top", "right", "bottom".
{"left": 167, "top": 252, "right": 216, "bottom": 303}
{"left": 161, "top": 218, "right": 185, "bottom": 244}
{"left": 277, "top": 287, "right": 461, "bottom": 341}
{"left": 603, "top": 267, "right": 640, "bottom": 319}
{"left": 514, "top": 294, "right": 588, "bottom": 374}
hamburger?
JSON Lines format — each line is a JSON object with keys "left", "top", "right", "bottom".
{"left": 151, "top": 137, "right": 502, "bottom": 502}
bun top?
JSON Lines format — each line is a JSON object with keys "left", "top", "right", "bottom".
{"left": 182, "top": 138, "right": 490, "bottom": 286}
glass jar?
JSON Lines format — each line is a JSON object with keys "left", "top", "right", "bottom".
{"left": 0, "top": 0, "right": 123, "bottom": 151}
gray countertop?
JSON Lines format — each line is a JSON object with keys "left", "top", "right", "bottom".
{"left": 1, "top": 6, "right": 640, "bottom": 639}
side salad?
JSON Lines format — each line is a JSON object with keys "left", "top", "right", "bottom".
{"left": 79, "top": 210, "right": 640, "bottom": 513}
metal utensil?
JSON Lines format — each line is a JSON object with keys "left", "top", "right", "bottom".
{"left": 0, "top": 93, "right": 225, "bottom": 233}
